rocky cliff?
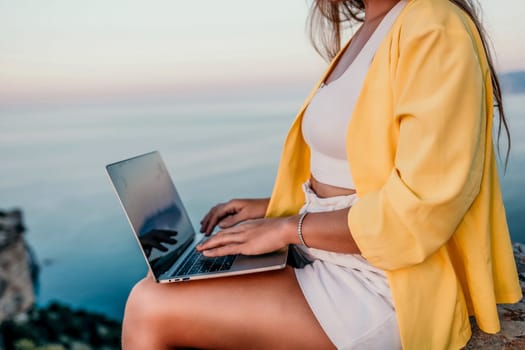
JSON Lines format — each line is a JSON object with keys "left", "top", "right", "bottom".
{"left": 0, "top": 209, "right": 120, "bottom": 350}
{"left": 0, "top": 209, "right": 36, "bottom": 324}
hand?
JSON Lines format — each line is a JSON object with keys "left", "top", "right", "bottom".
{"left": 199, "top": 198, "right": 270, "bottom": 235}
{"left": 196, "top": 216, "right": 295, "bottom": 257}
{"left": 139, "top": 229, "right": 178, "bottom": 257}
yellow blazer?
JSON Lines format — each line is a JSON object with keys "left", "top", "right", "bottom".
{"left": 265, "top": 0, "right": 522, "bottom": 348}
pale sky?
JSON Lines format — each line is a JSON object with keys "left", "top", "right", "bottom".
{"left": 0, "top": 0, "right": 523, "bottom": 106}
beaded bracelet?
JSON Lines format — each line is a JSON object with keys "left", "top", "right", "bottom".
{"left": 297, "top": 212, "right": 309, "bottom": 247}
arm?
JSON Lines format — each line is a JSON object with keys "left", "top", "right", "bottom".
{"left": 349, "top": 22, "right": 487, "bottom": 270}
{"left": 295, "top": 209, "right": 361, "bottom": 253}
{"left": 197, "top": 208, "right": 360, "bottom": 257}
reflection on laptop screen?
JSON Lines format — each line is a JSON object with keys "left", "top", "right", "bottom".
{"left": 106, "top": 152, "right": 195, "bottom": 275}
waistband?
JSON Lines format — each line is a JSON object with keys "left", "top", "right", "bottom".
{"left": 300, "top": 181, "right": 358, "bottom": 214}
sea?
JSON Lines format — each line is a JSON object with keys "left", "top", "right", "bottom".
{"left": 1, "top": 91, "right": 524, "bottom": 321}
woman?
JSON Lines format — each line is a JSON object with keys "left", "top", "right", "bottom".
{"left": 122, "top": 0, "right": 522, "bottom": 349}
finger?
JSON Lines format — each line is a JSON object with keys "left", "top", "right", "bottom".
{"left": 156, "top": 229, "right": 178, "bottom": 237}
{"left": 160, "top": 238, "right": 177, "bottom": 244}
{"left": 201, "top": 244, "right": 243, "bottom": 257}
{"left": 203, "top": 204, "right": 238, "bottom": 235}
{"left": 200, "top": 207, "right": 216, "bottom": 228}
{"left": 199, "top": 209, "right": 215, "bottom": 232}
{"left": 201, "top": 206, "right": 226, "bottom": 234}
{"left": 141, "top": 237, "right": 168, "bottom": 251}
{"left": 197, "top": 233, "right": 241, "bottom": 251}
{"left": 218, "top": 213, "right": 244, "bottom": 228}
{"left": 197, "top": 230, "right": 245, "bottom": 251}
{"left": 152, "top": 230, "right": 178, "bottom": 239}
{"left": 151, "top": 241, "right": 169, "bottom": 251}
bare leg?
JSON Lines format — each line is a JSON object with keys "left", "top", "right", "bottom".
{"left": 122, "top": 267, "right": 335, "bottom": 350}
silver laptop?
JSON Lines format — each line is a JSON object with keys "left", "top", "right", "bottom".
{"left": 106, "top": 151, "right": 288, "bottom": 283}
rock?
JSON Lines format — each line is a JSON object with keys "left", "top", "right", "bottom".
{"left": 466, "top": 242, "right": 525, "bottom": 349}
{"left": 0, "top": 209, "right": 122, "bottom": 350}
{"left": 0, "top": 209, "right": 25, "bottom": 249}
{"left": 0, "top": 209, "right": 36, "bottom": 323}
{"left": 69, "top": 342, "right": 92, "bottom": 350}
{"left": 0, "top": 302, "right": 121, "bottom": 350}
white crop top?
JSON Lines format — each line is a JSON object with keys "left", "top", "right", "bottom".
{"left": 302, "top": 0, "right": 407, "bottom": 189}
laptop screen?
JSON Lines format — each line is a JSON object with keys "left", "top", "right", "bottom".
{"left": 106, "top": 151, "right": 195, "bottom": 277}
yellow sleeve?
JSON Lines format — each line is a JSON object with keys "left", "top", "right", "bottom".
{"left": 348, "top": 22, "right": 487, "bottom": 270}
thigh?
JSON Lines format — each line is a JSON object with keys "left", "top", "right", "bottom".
{"left": 123, "top": 267, "right": 335, "bottom": 350}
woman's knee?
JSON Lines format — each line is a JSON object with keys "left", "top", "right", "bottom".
{"left": 122, "top": 277, "right": 166, "bottom": 345}
{"left": 124, "top": 276, "right": 165, "bottom": 324}
{"left": 122, "top": 277, "right": 201, "bottom": 348}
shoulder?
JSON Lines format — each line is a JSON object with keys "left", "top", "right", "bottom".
{"left": 389, "top": 0, "right": 485, "bottom": 70}
{"left": 398, "top": 0, "right": 474, "bottom": 40}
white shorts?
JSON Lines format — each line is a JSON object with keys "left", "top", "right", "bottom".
{"left": 292, "top": 182, "right": 401, "bottom": 350}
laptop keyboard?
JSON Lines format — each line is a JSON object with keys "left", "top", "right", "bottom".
{"left": 174, "top": 250, "right": 236, "bottom": 276}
